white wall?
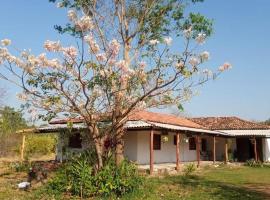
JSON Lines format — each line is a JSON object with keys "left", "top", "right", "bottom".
{"left": 264, "top": 138, "right": 270, "bottom": 162}
{"left": 125, "top": 130, "right": 197, "bottom": 164}
{"left": 123, "top": 131, "right": 138, "bottom": 162}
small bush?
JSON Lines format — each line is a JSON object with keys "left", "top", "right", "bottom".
{"left": 183, "top": 163, "right": 196, "bottom": 176}
{"left": 245, "top": 159, "right": 263, "bottom": 168}
{"left": 9, "top": 161, "right": 31, "bottom": 172}
{"left": 48, "top": 151, "right": 143, "bottom": 198}
{"left": 24, "top": 134, "right": 56, "bottom": 157}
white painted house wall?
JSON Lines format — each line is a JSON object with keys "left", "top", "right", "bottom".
{"left": 56, "top": 130, "right": 237, "bottom": 164}
{"left": 124, "top": 130, "right": 208, "bottom": 164}
{"left": 263, "top": 138, "right": 270, "bottom": 162}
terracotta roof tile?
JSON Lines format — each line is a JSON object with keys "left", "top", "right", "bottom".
{"left": 50, "top": 111, "right": 204, "bottom": 129}
{"left": 190, "top": 117, "right": 270, "bottom": 130}
{"left": 128, "top": 111, "right": 204, "bottom": 129}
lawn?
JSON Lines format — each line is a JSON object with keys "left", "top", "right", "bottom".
{"left": 0, "top": 162, "right": 269, "bottom": 200}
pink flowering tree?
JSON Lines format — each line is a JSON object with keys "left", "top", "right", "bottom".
{"left": 0, "top": 0, "right": 231, "bottom": 168}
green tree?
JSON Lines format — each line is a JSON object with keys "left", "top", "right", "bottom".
{"left": 0, "top": 88, "right": 6, "bottom": 106}
{"left": 0, "top": 106, "right": 27, "bottom": 135}
{"left": 264, "top": 118, "right": 270, "bottom": 125}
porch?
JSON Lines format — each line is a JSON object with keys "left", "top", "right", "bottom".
{"left": 124, "top": 124, "right": 231, "bottom": 175}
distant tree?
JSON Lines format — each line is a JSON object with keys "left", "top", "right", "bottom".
{"left": 0, "top": 88, "right": 6, "bottom": 106}
{"left": 264, "top": 118, "right": 270, "bottom": 125}
{"left": 0, "top": 106, "right": 27, "bottom": 136}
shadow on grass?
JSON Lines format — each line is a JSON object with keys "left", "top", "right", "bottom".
{"left": 164, "top": 175, "right": 269, "bottom": 200}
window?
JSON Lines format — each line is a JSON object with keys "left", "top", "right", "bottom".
{"left": 68, "top": 132, "right": 82, "bottom": 148}
{"left": 153, "top": 134, "right": 161, "bottom": 150}
{"left": 201, "top": 138, "right": 207, "bottom": 152}
{"left": 189, "top": 137, "right": 196, "bottom": 150}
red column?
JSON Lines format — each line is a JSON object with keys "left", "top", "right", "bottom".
{"left": 224, "top": 138, "right": 228, "bottom": 164}
{"left": 176, "top": 133, "right": 180, "bottom": 171}
{"left": 213, "top": 136, "right": 216, "bottom": 164}
{"left": 254, "top": 137, "right": 258, "bottom": 162}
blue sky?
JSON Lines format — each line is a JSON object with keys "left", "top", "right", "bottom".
{"left": 0, "top": 0, "right": 270, "bottom": 122}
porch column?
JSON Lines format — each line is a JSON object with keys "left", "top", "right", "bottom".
{"left": 176, "top": 133, "right": 180, "bottom": 171}
{"left": 196, "top": 135, "right": 200, "bottom": 167}
{"left": 213, "top": 136, "right": 216, "bottom": 164}
{"left": 149, "top": 128, "right": 154, "bottom": 175}
{"left": 20, "top": 134, "right": 26, "bottom": 162}
{"left": 224, "top": 138, "right": 228, "bottom": 164}
{"left": 253, "top": 137, "right": 258, "bottom": 162}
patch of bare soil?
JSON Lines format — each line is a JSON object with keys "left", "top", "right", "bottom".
{"left": 245, "top": 184, "right": 270, "bottom": 199}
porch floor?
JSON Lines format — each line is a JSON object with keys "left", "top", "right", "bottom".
{"left": 138, "top": 161, "right": 227, "bottom": 174}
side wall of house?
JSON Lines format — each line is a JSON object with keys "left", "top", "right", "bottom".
{"left": 55, "top": 129, "right": 93, "bottom": 162}
{"left": 123, "top": 131, "right": 138, "bottom": 162}
{"left": 264, "top": 138, "right": 270, "bottom": 162}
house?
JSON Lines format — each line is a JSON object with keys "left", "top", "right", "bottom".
{"left": 191, "top": 117, "right": 270, "bottom": 162}
{"left": 35, "top": 111, "right": 270, "bottom": 174}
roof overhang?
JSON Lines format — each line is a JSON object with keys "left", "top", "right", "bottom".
{"left": 125, "top": 121, "right": 229, "bottom": 136}
{"left": 35, "top": 120, "right": 229, "bottom": 136}
{"left": 36, "top": 123, "right": 87, "bottom": 133}
{"left": 217, "top": 129, "right": 270, "bottom": 137}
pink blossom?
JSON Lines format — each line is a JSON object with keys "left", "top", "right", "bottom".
{"left": 219, "top": 62, "right": 232, "bottom": 71}
{"left": 163, "top": 37, "right": 172, "bottom": 45}
{"left": 1, "top": 39, "right": 11, "bottom": 46}
{"left": 108, "top": 39, "right": 121, "bottom": 57}
{"left": 44, "top": 40, "right": 61, "bottom": 52}
{"left": 68, "top": 10, "right": 77, "bottom": 21}
{"left": 189, "top": 57, "right": 199, "bottom": 66}
{"left": 149, "top": 39, "right": 159, "bottom": 45}
{"left": 96, "top": 53, "right": 107, "bottom": 62}
{"left": 139, "top": 61, "right": 146, "bottom": 69}
{"left": 16, "top": 92, "right": 28, "bottom": 101}
{"left": 47, "top": 58, "right": 61, "bottom": 69}
{"left": 37, "top": 53, "right": 47, "bottom": 62}
{"left": 108, "top": 59, "right": 116, "bottom": 66}
{"left": 84, "top": 34, "right": 93, "bottom": 43}
{"left": 116, "top": 60, "right": 129, "bottom": 73}
{"left": 195, "top": 33, "right": 206, "bottom": 45}
{"left": 75, "top": 16, "right": 93, "bottom": 31}
{"left": 84, "top": 35, "right": 100, "bottom": 54}
{"left": 200, "top": 51, "right": 210, "bottom": 62}
{"left": 62, "top": 46, "right": 77, "bottom": 59}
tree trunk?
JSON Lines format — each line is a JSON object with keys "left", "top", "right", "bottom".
{"left": 89, "top": 125, "right": 104, "bottom": 169}
{"left": 115, "top": 126, "right": 125, "bottom": 166}
{"left": 94, "top": 138, "right": 103, "bottom": 169}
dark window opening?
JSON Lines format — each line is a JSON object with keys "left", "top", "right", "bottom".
{"left": 174, "top": 135, "right": 177, "bottom": 145}
{"left": 201, "top": 138, "right": 207, "bottom": 152}
{"left": 153, "top": 134, "right": 161, "bottom": 150}
{"left": 68, "top": 132, "right": 82, "bottom": 148}
{"left": 189, "top": 137, "right": 196, "bottom": 150}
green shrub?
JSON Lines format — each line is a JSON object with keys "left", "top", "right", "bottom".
{"left": 48, "top": 151, "right": 143, "bottom": 198}
{"left": 183, "top": 163, "right": 196, "bottom": 176}
{"left": 94, "top": 158, "right": 142, "bottom": 196}
{"left": 245, "top": 159, "right": 263, "bottom": 167}
{"left": 24, "top": 134, "right": 56, "bottom": 157}
{"left": 9, "top": 161, "right": 31, "bottom": 172}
